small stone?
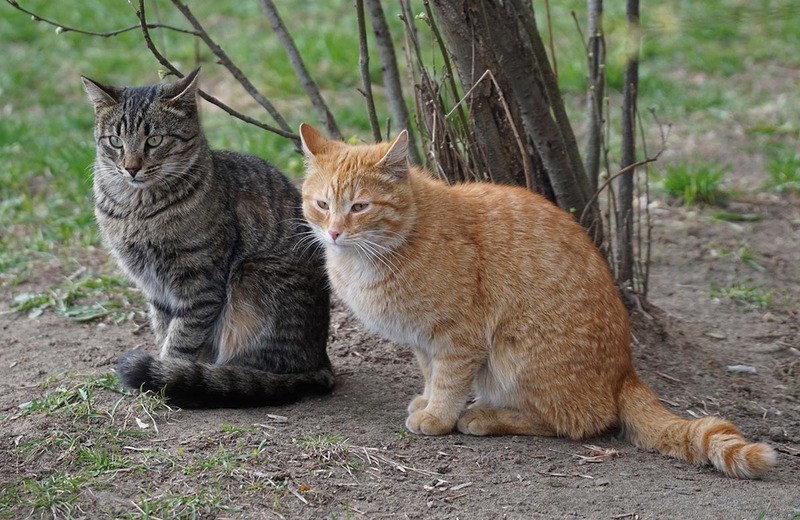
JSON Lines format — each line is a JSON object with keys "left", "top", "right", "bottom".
{"left": 594, "top": 478, "right": 611, "bottom": 486}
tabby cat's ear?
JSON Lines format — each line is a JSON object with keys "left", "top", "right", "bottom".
{"left": 162, "top": 67, "right": 201, "bottom": 104}
{"left": 81, "top": 76, "right": 122, "bottom": 109}
{"left": 376, "top": 130, "right": 409, "bottom": 170}
{"left": 299, "top": 123, "right": 329, "bottom": 157}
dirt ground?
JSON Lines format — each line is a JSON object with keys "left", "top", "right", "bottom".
{"left": 2, "top": 157, "right": 799, "bottom": 518}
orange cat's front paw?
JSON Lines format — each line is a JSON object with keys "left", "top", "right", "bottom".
{"left": 405, "top": 410, "right": 454, "bottom": 436}
{"left": 407, "top": 395, "right": 428, "bottom": 414}
{"left": 457, "top": 408, "right": 490, "bottom": 436}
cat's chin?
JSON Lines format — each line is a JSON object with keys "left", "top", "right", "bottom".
{"left": 125, "top": 177, "right": 154, "bottom": 189}
{"left": 325, "top": 242, "right": 352, "bottom": 253}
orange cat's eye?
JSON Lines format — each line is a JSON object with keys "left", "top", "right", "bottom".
{"left": 315, "top": 200, "right": 329, "bottom": 210}
{"left": 351, "top": 202, "right": 368, "bottom": 213}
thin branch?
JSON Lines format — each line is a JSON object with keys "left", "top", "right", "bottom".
{"left": 259, "top": 0, "right": 342, "bottom": 140}
{"left": 579, "top": 119, "right": 669, "bottom": 226}
{"left": 444, "top": 69, "right": 533, "bottom": 189}
{"left": 168, "top": 0, "right": 293, "bottom": 135}
{"left": 4, "top": 0, "right": 198, "bottom": 37}
{"left": 131, "top": 0, "right": 298, "bottom": 142}
{"left": 543, "top": 0, "right": 558, "bottom": 77}
{"left": 356, "top": 0, "right": 382, "bottom": 142}
{"left": 616, "top": 0, "right": 641, "bottom": 286}
{"left": 365, "top": 0, "right": 421, "bottom": 162}
{"left": 422, "top": 1, "right": 469, "bottom": 134}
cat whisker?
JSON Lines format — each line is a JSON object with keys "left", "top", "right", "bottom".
{"left": 357, "top": 239, "right": 406, "bottom": 285}
{"left": 292, "top": 231, "right": 325, "bottom": 259}
{"left": 352, "top": 241, "right": 382, "bottom": 274}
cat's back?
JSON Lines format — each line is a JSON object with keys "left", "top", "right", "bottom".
{"left": 211, "top": 150, "right": 308, "bottom": 257}
{"left": 424, "top": 178, "right": 619, "bottom": 314}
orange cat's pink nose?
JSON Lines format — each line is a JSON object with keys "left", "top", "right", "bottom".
{"left": 329, "top": 230, "right": 341, "bottom": 242}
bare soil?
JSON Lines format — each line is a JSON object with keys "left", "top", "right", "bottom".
{"left": 1, "top": 190, "right": 798, "bottom": 519}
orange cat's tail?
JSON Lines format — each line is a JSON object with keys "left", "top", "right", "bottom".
{"left": 617, "top": 374, "right": 776, "bottom": 479}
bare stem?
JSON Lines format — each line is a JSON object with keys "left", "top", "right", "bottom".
{"left": 4, "top": 0, "right": 197, "bottom": 37}
{"left": 356, "top": 0, "right": 382, "bottom": 142}
{"left": 259, "top": 0, "right": 342, "bottom": 140}
{"left": 365, "top": 0, "right": 421, "bottom": 162}
{"left": 168, "top": 0, "right": 292, "bottom": 135}
{"left": 132, "top": 0, "right": 298, "bottom": 141}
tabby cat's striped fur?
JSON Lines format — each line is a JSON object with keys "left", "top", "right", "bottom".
{"left": 299, "top": 124, "right": 776, "bottom": 479}
{"left": 82, "top": 70, "right": 333, "bottom": 407}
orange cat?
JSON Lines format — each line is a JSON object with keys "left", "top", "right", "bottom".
{"left": 299, "top": 124, "right": 776, "bottom": 479}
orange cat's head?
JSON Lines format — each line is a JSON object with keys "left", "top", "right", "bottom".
{"left": 300, "top": 124, "right": 416, "bottom": 253}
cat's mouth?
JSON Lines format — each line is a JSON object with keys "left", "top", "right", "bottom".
{"left": 126, "top": 177, "right": 149, "bottom": 188}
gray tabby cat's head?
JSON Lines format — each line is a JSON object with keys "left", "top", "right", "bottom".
{"left": 82, "top": 68, "right": 204, "bottom": 189}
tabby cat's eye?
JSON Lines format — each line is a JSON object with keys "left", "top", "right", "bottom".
{"left": 108, "top": 135, "right": 123, "bottom": 148}
{"left": 351, "top": 202, "right": 369, "bottom": 213}
{"left": 146, "top": 135, "right": 164, "bottom": 147}
{"left": 316, "top": 200, "right": 329, "bottom": 210}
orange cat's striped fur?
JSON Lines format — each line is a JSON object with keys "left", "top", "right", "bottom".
{"left": 299, "top": 124, "right": 776, "bottom": 479}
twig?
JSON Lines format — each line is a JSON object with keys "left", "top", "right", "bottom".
{"left": 579, "top": 119, "right": 670, "bottom": 226}
{"left": 655, "top": 371, "right": 684, "bottom": 384}
{"left": 444, "top": 69, "right": 534, "bottom": 190}
{"left": 365, "top": 0, "right": 421, "bottom": 162}
{"left": 259, "top": 0, "right": 342, "bottom": 140}
{"left": 543, "top": 0, "right": 558, "bottom": 77}
{"left": 169, "top": 0, "right": 292, "bottom": 135}
{"left": 4, "top": 0, "right": 197, "bottom": 37}
{"left": 131, "top": 0, "right": 298, "bottom": 141}
{"left": 356, "top": 0, "right": 382, "bottom": 142}
{"left": 352, "top": 445, "right": 439, "bottom": 477}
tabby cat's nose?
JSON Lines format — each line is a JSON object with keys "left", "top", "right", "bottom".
{"left": 126, "top": 167, "right": 141, "bottom": 178}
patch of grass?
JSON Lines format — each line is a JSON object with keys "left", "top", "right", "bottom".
{"left": 294, "top": 433, "right": 362, "bottom": 474}
{"left": 659, "top": 162, "right": 728, "bottom": 206}
{"left": 124, "top": 488, "right": 240, "bottom": 520}
{"left": 183, "top": 439, "right": 268, "bottom": 481}
{"left": 764, "top": 148, "right": 800, "bottom": 194}
{"left": 10, "top": 271, "right": 141, "bottom": 323}
{"left": 712, "top": 211, "right": 761, "bottom": 223}
{"left": 711, "top": 280, "right": 776, "bottom": 309}
{"left": 18, "top": 372, "right": 125, "bottom": 419}
{"left": 221, "top": 422, "right": 258, "bottom": 435}
{"left": 18, "top": 472, "right": 87, "bottom": 520}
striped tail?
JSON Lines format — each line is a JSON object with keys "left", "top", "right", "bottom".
{"left": 116, "top": 350, "right": 334, "bottom": 408}
{"left": 618, "top": 374, "right": 776, "bottom": 479}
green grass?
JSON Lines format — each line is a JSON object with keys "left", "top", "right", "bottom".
{"left": 11, "top": 271, "right": 142, "bottom": 322}
{"left": 124, "top": 489, "right": 240, "bottom": 520}
{"left": 711, "top": 280, "right": 776, "bottom": 309}
{"left": 764, "top": 148, "right": 800, "bottom": 194}
{"left": 660, "top": 162, "right": 728, "bottom": 206}
{"left": 3, "top": 370, "right": 284, "bottom": 518}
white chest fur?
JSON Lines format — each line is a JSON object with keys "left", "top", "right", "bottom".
{"left": 327, "top": 250, "right": 433, "bottom": 352}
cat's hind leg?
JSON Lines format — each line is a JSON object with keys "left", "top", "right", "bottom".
{"left": 457, "top": 405, "right": 557, "bottom": 437}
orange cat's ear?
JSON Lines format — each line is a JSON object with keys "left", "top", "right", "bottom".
{"left": 377, "top": 130, "right": 409, "bottom": 169}
{"left": 299, "top": 123, "right": 329, "bottom": 157}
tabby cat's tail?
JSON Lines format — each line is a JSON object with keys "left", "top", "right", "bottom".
{"left": 617, "top": 374, "right": 776, "bottom": 479}
{"left": 116, "top": 350, "right": 334, "bottom": 408}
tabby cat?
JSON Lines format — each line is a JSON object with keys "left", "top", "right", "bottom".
{"left": 298, "top": 123, "right": 776, "bottom": 478}
{"left": 82, "top": 70, "right": 333, "bottom": 407}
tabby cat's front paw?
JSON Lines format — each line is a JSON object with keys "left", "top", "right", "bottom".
{"left": 405, "top": 410, "right": 454, "bottom": 436}
{"left": 407, "top": 395, "right": 428, "bottom": 414}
